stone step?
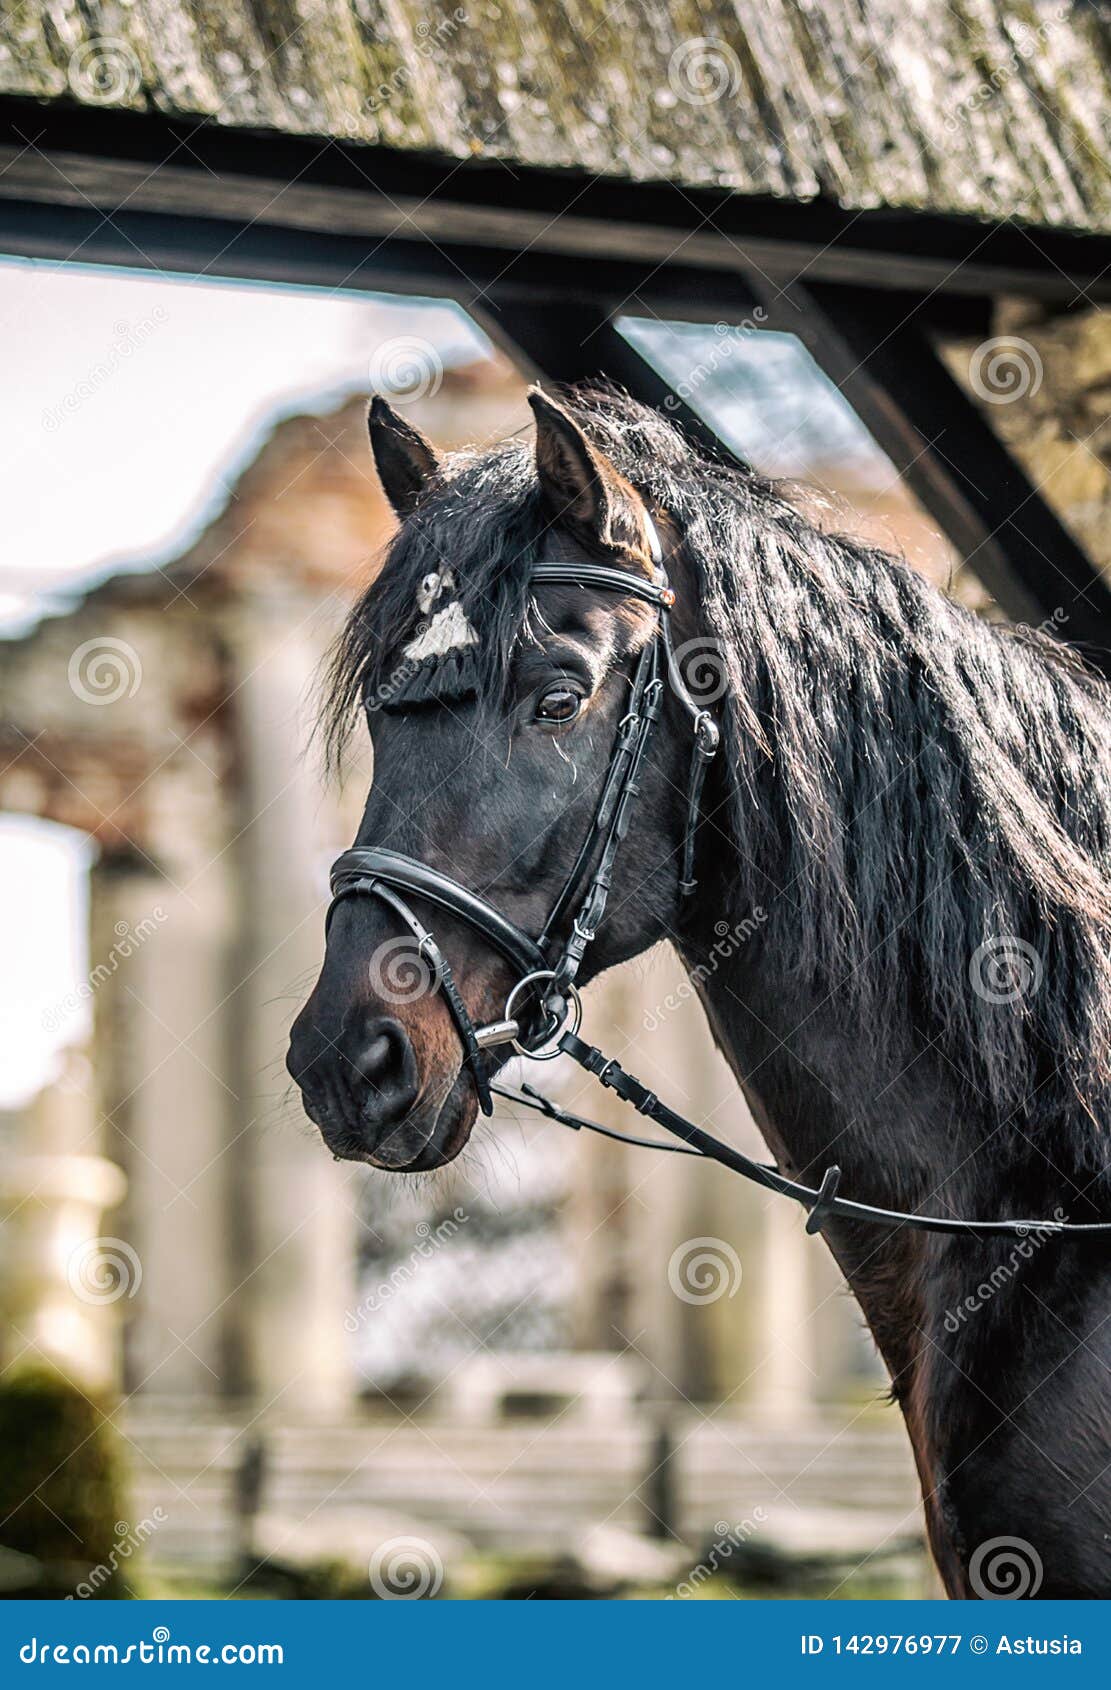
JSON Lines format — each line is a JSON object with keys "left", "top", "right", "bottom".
{"left": 121, "top": 1408, "right": 921, "bottom": 1570}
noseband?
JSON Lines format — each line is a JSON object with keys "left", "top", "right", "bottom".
{"left": 327, "top": 519, "right": 1111, "bottom": 1243}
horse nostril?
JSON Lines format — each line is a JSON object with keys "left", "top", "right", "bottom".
{"left": 287, "top": 1006, "right": 421, "bottom": 1147}
{"left": 351, "top": 1016, "right": 419, "bottom": 1122}
{"left": 353, "top": 1025, "right": 398, "bottom": 1081}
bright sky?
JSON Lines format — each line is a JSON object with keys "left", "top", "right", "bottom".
{"left": 618, "top": 317, "right": 895, "bottom": 487}
{"left": 0, "top": 816, "right": 93, "bottom": 1109}
{"left": 0, "top": 256, "right": 489, "bottom": 624}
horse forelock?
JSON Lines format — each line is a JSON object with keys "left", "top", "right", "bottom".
{"left": 323, "top": 439, "right": 544, "bottom": 744}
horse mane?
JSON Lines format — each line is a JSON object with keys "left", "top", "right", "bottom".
{"left": 326, "top": 383, "right": 1111, "bottom": 1151}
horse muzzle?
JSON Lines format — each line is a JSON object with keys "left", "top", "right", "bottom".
{"left": 286, "top": 998, "right": 472, "bottom": 1171}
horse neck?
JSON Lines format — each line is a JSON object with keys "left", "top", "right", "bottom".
{"left": 662, "top": 531, "right": 1111, "bottom": 1592}
{"left": 683, "top": 876, "right": 1111, "bottom": 1596}
{"left": 680, "top": 907, "right": 953, "bottom": 1312}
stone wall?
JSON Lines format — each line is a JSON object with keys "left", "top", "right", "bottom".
{"left": 943, "top": 301, "right": 1111, "bottom": 597}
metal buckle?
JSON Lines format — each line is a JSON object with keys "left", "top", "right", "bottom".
{"left": 505, "top": 971, "right": 583, "bottom": 1061}
{"left": 694, "top": 710, "right": 720, "bottom": 756}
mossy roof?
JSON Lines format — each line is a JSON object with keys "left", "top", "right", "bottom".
{"left": 2, "top": 0, "right": 1109, "bottom": 231}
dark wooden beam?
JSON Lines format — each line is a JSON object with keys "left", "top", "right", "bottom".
{"left": 6, "top": 89, "right": 1106, "bottom": 673}
{"left": 3, "top": 96, "right": 1110, "bottom": 305}
{"left": 477, "top": 294, "right": 738, "bottom": 460}
{"left": 0, "top": 196, "right": 752, "bottom": 324}
{"left": 484, "top": 283, "right": 1111, "bottom": 678}
{"left": 752, "top": 279, "right": 1111, "bottom": 674}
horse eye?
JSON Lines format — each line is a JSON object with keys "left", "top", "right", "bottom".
{"left": 534, "top": 686, "right": 582, "bottom": 724}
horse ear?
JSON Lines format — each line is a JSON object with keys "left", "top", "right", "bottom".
{"left": 528, "top": 389, "right": 642, "bottom": 549}
{"left": 368, "top": 395, "right": 441, "bottom": 518}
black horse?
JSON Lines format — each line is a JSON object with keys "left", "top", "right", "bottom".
{"left": 290, "top": 385, "right": 1111, "bottom": 1598}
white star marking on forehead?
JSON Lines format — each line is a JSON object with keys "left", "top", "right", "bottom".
{"left": 403, "top": 569, "right": 479, "bottom": 662}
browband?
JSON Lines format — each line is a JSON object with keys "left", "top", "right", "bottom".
{"left": 529, "top": 563, "right": 674, "bottom": 608}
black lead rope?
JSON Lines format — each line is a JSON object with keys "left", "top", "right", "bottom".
{"left": 492, "top": 1035, "right": 1111, "bottom": 1241}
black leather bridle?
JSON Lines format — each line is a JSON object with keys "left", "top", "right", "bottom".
{"left": 327, "top": 519, "right": 1111, "bottom": 1243}
{"left": 328, "top": 518, "right": 716, "bottom": 1112}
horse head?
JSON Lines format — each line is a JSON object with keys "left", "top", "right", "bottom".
{"left": 287, "top": 391, "right": 709, "bottom": 1170}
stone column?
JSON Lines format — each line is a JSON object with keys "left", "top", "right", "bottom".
{"left": 744, "top": 1198, "right": 817, "bottom": 1423}
{"left": 0, "top": 1055, "right": 126, "bottom": 1392}
{"left": 561, "top": 971, "right": 639, "bottom": 1355}
{"left": 227, "top": 589, "right": 356, "bottom": 1420}
{"left": 619, "top": 945, "right": 749, "bottom": 1404}
{"left": 616, "top": 944, "right": 820, "bottom": 1418}
{"left": 95, "top": 862, "right": 238, "bottom": 1399}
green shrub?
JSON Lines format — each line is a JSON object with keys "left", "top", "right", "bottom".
{"left": 0, "top": 1366, "right": 129, "bottom": 1598}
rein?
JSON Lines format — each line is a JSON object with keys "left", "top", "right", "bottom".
{"left": 327, "top": 522, "right": 1111, "bottom": 1243}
